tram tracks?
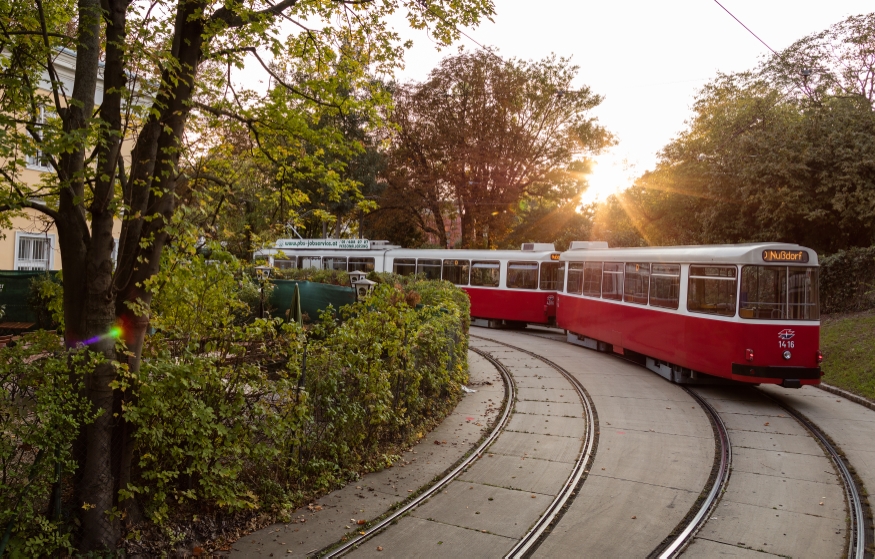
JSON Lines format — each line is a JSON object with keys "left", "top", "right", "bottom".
{"left": 754, "top": 388, "right": 871, "bottom": 559}
{"left": 321, "top": 347, "right": 516, "bottom": 558}
{"left": 650, "top": 387, "right": 732, "bottom": 558}
{"left": 469, "top": 334, "right": 597, "bottom": 558}
{"left": 515, "top": 328, "right": 871, "bottom": 558}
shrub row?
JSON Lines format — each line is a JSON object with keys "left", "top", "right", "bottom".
{"left": 0, "top": 256, "right": 469, "bottom": 555}
{"left": 819, "top": 247, "right": 875, "bottom": 314}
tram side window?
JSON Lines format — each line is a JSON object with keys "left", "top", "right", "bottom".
{"left": 624, "top": 263, "right": 650, "bottom": 305}
{"left": 583, "top": 262, "right": 602, "bottom": 297}
{"left": 298, "top": 256, "right": 321, "bottom": 269}
{"left": 443, "top": 259, "right": 470, "bottom": 285}
{"left": 471, "top": 260, "right": 500, "bottom": 287}
{"left": 567, "top": 262, "right": 584, "bottom": 294}
{"left": 687, "top": 265, "right": 737, "bottom": 317}
{"left": 393, "top": 258, "right": 416, "bottom": 276}
{"left": 602, "top": 262, "right": 624, "bottom": 300}
{"left": 417, "top": 259, "right": 442, "bottom": 280}
{"left": 349, "top": 257, "right": 375, "bottom": 272}
{"left": 323, "top": 257, "right": 347, "bottom": 271}
{"left": 507, "top": 261, "right": 539, "bottom": 290}
{"left": 739, "top": 266, "right": 819, "bottom": 320}
{"left": 539, "top": 262, "right": 564, "bottom": 290}
{"left": 649, "top": 263, "right": 680, "bottom": 309}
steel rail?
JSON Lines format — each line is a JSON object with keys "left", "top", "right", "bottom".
{"left": 757, "top": 390, "right": 867, "bottom": 559}
{"left": 656, "top": 387, "right": 732, "bottom": 558}
{"left": 469, "top": 334, "right": 597, "bottom": 559}
{"left": 321, "top": 346, "right": 515, "bottom": 558}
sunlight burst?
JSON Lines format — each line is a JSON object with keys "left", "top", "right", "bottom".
{"left": 579, "top": 157, "right": 635, "bottom": 207}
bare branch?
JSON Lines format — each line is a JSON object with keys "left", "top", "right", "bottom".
{"left": 210, "top": 0, "right": 300, "bottom": 28}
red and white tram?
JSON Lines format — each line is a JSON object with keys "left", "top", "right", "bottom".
{"left": 254, "top": 239, "right": 564, "bottom": 327}
{"left": 557, "top": 243, "right": 821, "bottom": 388}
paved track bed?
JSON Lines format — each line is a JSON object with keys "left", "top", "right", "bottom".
{"left": 467, "top": 329, "right": 715, "bottom": 558}
{"left": 346, "top": 335, "right": 592, "bottom": 557}
{"left": 682, "top": 387, "right": 847, "bottom": 558}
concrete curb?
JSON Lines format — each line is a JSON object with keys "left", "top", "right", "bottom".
{"left": 817, "top": 382, "right": 875, "bottom": 412}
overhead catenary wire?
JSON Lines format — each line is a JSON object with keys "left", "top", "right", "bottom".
{"left": 712, "top": 0, "right": 777, "bottom": 54}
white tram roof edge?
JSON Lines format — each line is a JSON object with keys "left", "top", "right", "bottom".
{"left": 560, "top": 242, "right": 819, "bottom": 266}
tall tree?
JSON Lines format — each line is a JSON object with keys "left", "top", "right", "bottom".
{"left": 0, "top": 0, "right": 492, "bottom": 548}
{"left": 378, "top": 50, "right": 611, "bottom": 248}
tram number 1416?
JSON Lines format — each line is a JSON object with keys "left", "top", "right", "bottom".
{"left": 779, "top": 340, "right": 795, "bottom": 349}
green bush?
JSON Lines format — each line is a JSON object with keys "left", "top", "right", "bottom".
{"left": 272, "top": 266, "right": 350, "bottom": 285}
{"left": 820, "top": 247, "right": 875, "bottom": 314}
{"left": 2, "top": 249, "right": 469, "bottom": 553}
{"left": 0, "top": 332, "right": 101, "bottom": 556}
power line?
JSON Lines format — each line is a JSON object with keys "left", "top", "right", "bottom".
{"left": 712, "top": 0, "right": 777, "bottom": 54}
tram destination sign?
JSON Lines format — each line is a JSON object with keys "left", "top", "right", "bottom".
{"left": 762, "top": 249, "right": 809, "bottom": 263}
{"left": 275, "top": 238, "right": 372, "bottom": 250}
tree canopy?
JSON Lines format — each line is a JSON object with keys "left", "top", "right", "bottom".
{"left": 367, "top": 50, "right": 612, "bottom": 248}
{"left": 595, "top": 13, "right": 875, "bottom": 252}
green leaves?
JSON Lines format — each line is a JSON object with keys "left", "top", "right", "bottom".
{"left": 598, "top": 14, "right": 875, "bottom": 252}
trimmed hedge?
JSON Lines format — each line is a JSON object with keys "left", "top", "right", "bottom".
{"left": 820, "top": 247, "right": 875, "bottom": 314}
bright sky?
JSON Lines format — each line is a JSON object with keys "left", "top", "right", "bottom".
{"left": 390, "top": 0, "right": 873, "bottom": 204}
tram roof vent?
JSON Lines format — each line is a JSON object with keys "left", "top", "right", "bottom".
{"left": 569, "top": 241, "right": 609, "bottom": 250}
{"left": 521, "top": 243, "right": 556, "bottom": 251}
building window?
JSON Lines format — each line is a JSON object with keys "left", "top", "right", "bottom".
{"left": 14, "top": 232, "right": 54, "bottom": 270}
{"left": 26, "top": 106, "right": 53, "bottom": 171}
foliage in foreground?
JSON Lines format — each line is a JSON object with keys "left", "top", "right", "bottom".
{"left": 821, "top": 310, "right": 875, "bottom": 401}
{"left": 0, "top": 260, "right": 469, "bottom": 554}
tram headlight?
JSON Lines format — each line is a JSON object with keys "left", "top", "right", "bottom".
{"left": 745, "top": 348, "right": 754, "bottom": 362}
{"left": 817, "top": 350, "right": 823, "bottom": 364}
{"left": 782, "top": 350, "right": 792, "bottom": 360}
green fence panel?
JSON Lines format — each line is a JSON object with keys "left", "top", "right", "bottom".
{"left": 268, "top": 280, "right": 356, "bottom": 321}
{"left": 0, "top": 271, "right": 57, "bottom": 324}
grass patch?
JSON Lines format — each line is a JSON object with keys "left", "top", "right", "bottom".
{"left": 821, "top": 310, "right": 875, "bottom": 401}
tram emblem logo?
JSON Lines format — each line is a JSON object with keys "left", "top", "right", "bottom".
{"left": 778, "top": 329, "right": 796, "bottom": 340}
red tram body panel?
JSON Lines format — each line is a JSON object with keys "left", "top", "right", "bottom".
{"left": 558, "top": 296, "right": 820, "bottom": 385}
{"left": 465, "top": 287, "right": 556, "bottom": 325}
{"left": 558, "top": 243, "right": 821, "bottom": 387}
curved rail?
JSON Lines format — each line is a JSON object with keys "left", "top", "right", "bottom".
{"left": 757, "top": 390, "right": 868, "bottom": 559}
{"left": 322, "top": 346, "right": 515, "bottom": 558}
{"left": 469, "top": 334, "right": 598, "bottom": 559}
{"left": 654, "top": 387, "right": 732, "bottom": 558}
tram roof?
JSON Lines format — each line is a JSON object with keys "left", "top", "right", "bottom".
{"left": 560, "top": 242, "right": 819, "bottom": 266}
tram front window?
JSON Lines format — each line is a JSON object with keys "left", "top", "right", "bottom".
{"left": 687, "top": 266, "right": 737, "bottom": 317}
{"left": 740, "top": 266, "right": 819, "bottom": 320}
